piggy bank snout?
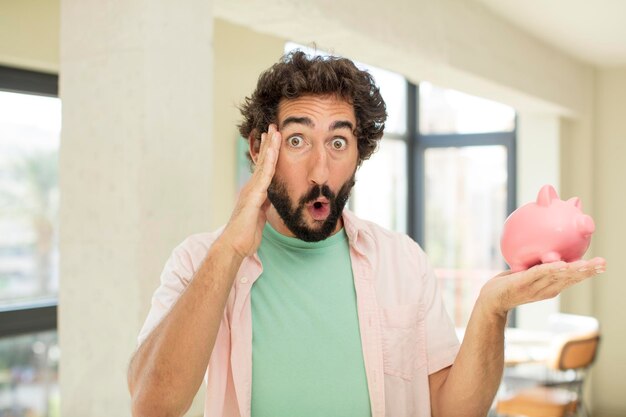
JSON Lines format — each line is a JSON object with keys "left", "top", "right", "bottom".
{"left": 577, "top": 214, "right": 595, "bottom": 237}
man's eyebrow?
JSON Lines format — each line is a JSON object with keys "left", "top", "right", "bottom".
{"left": 279, "top": 117, "right": 354, "bottom": 132}
{"left": 280, "top": 116, "right": 314, "bottom": 130}
{"left": 330, "top": 120, "right": 354, "bottom": 131}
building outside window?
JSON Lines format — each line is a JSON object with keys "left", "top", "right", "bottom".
{"left": 0, "top": 66, "right": 60, "bottom": 417}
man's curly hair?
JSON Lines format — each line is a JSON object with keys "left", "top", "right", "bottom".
{"left": 238, "top": 50, "right": 387, "bottom": 166}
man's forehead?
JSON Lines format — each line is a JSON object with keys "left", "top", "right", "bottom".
{"left": 277, "top": 95, "right": 356, "bottom": 125}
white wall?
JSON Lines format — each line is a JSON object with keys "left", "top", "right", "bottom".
{"left": 591, "top": 68, "right": 626, "bottom": 417}
{"left": 0, "top": 0, "right": 59, "bottom": 71}
{"left": 59, "top": 1, "right": 213, "bottom": 415}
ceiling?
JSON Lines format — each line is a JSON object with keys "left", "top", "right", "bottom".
{"left": 475, "top": 0, "right": 626, "bottom": 68}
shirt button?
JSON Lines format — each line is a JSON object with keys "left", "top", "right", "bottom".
{"left": 239, "top": 276, "right": 249, "bottom": 284}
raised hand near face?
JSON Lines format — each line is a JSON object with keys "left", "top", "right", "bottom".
{"left": 220, "top": 124, "right": 282, "bottom": 259}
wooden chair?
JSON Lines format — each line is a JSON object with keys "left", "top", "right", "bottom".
{"left": 496, "top": 331, "right": 600, "bottom": 417}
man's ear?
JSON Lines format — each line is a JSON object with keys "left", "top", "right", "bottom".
{"left": 248, "top": 129, "right": 261, "bottom": 165}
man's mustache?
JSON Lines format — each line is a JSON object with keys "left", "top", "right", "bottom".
{"left": 299, "top": 185, "right": 334, "bottom": 205}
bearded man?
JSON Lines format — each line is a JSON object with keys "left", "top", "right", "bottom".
{"left": 128, "top": 51, "right": 606, "bottom": 417}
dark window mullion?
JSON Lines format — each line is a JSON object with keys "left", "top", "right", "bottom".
{"left": 421, "top": 131, "right": 515, "bottom": 148}
{"left": 0, "top": 65, "right": 58, "bottom": 97}
{"left": 507, "top": 116, "right": 518, "bottom": 217}
{"left": 384, "top": 132, "right": 408, "bottom": 142}
{"left": 0, "top": 302, "right": 57, "bottom": 339}
{"left": 407, "top": 81, "right": 419, "bottom": 243}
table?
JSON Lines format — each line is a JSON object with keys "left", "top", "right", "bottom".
{"left": 503, "top": 328, "right": 553, "bottom": 366}
{"left": 455, "top": 327, "right": 553, "bottom": 366}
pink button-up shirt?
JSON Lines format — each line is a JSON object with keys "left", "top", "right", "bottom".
{"left": 138, "top": 210, "right": 460, "bottom": 417}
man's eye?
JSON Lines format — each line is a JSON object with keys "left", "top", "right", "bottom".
{"left": 331, "top": 138, "right": 347, "bottom": 150}
{"left": 288, "top": 136, "right": 304, "bottom": 148}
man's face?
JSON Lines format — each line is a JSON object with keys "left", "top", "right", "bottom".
{"left": 265, "top": 95, "right": 359, "bottom": 242}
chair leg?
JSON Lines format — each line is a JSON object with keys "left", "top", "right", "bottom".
{"left": 579, "top": 402, "right": 590, "bottom": 417}
{"left": 569, "top": 398, "right": 589, "bottom": 417}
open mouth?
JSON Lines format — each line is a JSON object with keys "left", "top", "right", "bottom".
{"left": 307, "top": 199, "right": 330, "bottom": 221}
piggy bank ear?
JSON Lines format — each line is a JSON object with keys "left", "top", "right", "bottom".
{"left": 537, "top": 184, "right": 559, "bottom": 207}
{"left": 567, "top": 197, "right": 582, "bottom": 210}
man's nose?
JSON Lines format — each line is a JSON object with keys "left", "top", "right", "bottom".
{"left": 307, "top": 145, "right": 330, "bottom": 185}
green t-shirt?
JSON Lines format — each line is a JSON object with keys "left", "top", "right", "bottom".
{"left": 251, "top": 223, "right": 372, "bottom": 417}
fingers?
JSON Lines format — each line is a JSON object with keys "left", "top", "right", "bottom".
{"left": 223, "top": 125, "right": 281, "bottom": 258}
{"left": 527, "top": 257, "right": 606, "bottom": 299}
{"left": 254, "top": 125, "right": 281, "bottom": 187}
{"left": 238, "top": 124, "right": 280, "bottom": 212}
{"left": 255, "top": 125, "right": 272, "bottom": 167}
{"left": 256, "top": 124, "right": 280, "bottom": 169}
{"left": 524, "top": 257, "right": 605, "bottom": 280}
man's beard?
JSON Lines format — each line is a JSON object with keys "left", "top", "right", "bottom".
{"left": 267, "top": 174, "right": 356, "bottom": 242}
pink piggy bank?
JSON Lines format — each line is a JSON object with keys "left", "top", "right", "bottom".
{"left": 500, "top": 185, "right": 595, "bottom": 272}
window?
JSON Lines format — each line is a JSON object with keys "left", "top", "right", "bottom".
{"left": 0, "top": 65, "right": 60, "bottom": 417}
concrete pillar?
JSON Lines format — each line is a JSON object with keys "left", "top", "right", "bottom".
{"left": 559, "top": 113, "right": 595, "bottom": 317}
{"left": 59, "top": 1, "right": 213, "bottom": 415}
{"left": 590, "top": 68, "right": 626, "bottom": 417}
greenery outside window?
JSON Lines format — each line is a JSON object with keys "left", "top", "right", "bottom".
{"left": 0, "top": 65, "right": 60, "bottom": 417}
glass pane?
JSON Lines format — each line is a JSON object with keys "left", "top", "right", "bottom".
{"left": 0, "top": 331, "right": 59, "bottom": 417}
{"left": 419, "top": 81, "right": 515, "bottom": 134}
{"left": 351, "top": 138, "right": 407, "bottom": 233}
{"left": 284, "top": 42, "right": 407, "bottom": 135}
{"left": 424, "top": 146, "right": 508, "bottom": 327}
{"left": 0, "top": 91, "right": 61, "bottom": 307}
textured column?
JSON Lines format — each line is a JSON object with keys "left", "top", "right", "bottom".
{"left": 591, "top": 68, "right": 626, "bottom": 417}
{"left": 59, "top": 1, "right": 213, "bottom": 415}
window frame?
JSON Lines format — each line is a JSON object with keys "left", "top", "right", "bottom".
{"left": 0, "top": 64, "right": 59, "bottom": 338}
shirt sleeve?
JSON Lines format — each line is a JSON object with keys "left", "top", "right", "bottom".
{"left": 136, "top": 233, "right": 213, "bottom": 346}
{"left": 411, "top": 239, "right": 460, "bottom": 374}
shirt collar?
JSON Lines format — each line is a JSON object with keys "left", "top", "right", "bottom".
{"left": 341, "top": 209, "right": 373, "bottom": 256}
